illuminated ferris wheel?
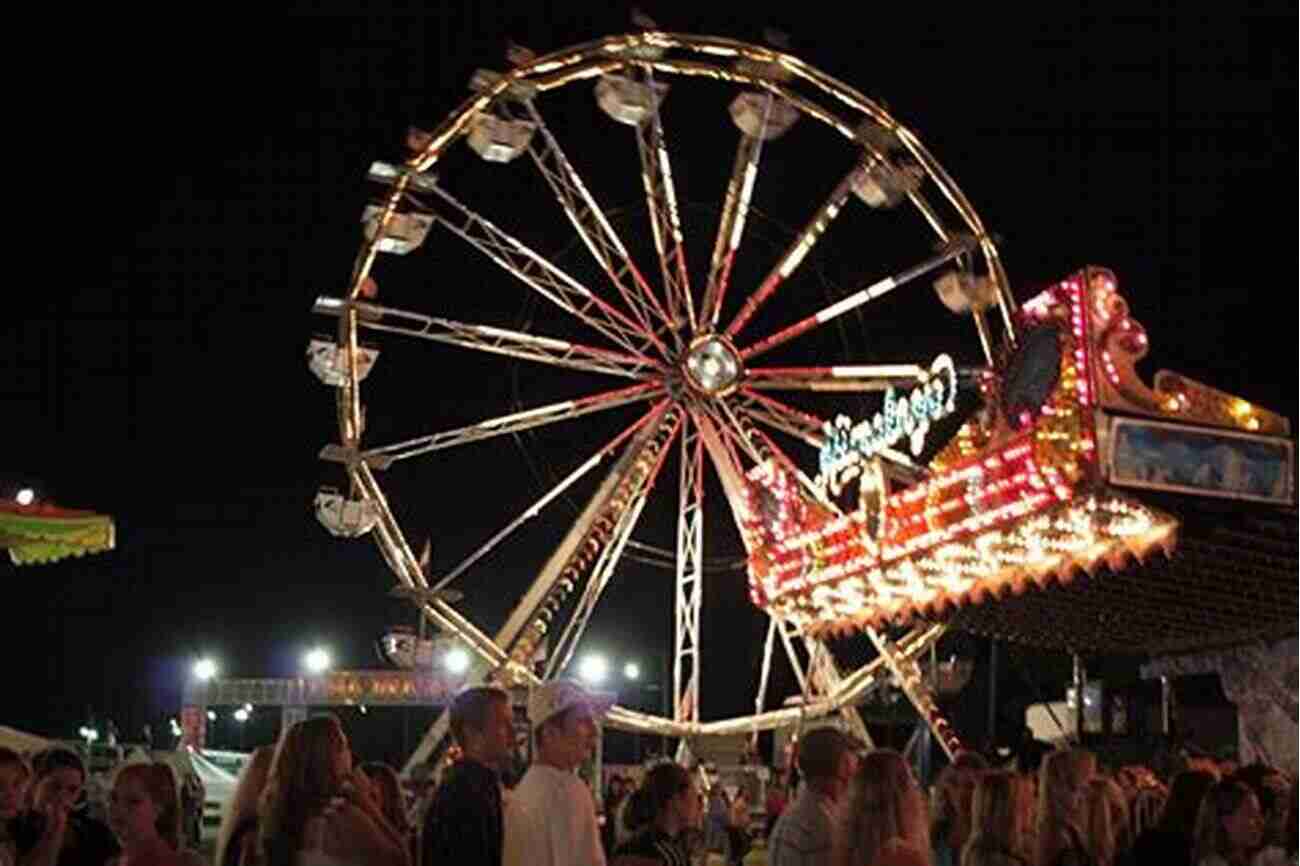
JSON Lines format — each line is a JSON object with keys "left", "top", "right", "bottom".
{"left": 310, "top": 27, "right": 1021, "bottom": 762}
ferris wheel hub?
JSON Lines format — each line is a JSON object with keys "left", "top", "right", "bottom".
{"left": 682, "top": 334, "right": 743, "bottom": 397}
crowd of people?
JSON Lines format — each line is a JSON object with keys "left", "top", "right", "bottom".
{"left": 3, "top": 683, "right": 1295, "bottom": 866}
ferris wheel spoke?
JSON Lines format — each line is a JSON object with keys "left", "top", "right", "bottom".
{"left": 724, "top": 165, "right": 859, "bottom": 338}
{"left": 740, "top": 235, "right": 979, "bottom": 361}
{"left": 674, "top": 416, "right": 705, "bottom": 724}
{"left": 702, "top": 127, "right": 766, "bottom": 330}
{"left": 691, "top": 408, "right": 754, "bottom": 539}
{"left": 633, "top": 67, "right": 695, "bottom": 333}
{"left": 745, "top": 362, "right": 986, "bottom": 393}
{"left": 423, "top": 180, "right": 657, "bottom": 358}
{"left": 509, "top": 99, "right": 677, "bottom": 352}
{"left": 314, "top": 297, "right": 662, "bottom": 380}
{"left": 355, "top": 382, "right": 661, "bottom": 466}
{"left": 544, "top": 415, "right": 677, "bottom": 680}
{"left": 426, "top": 401, "right": 670, "bottom": 594}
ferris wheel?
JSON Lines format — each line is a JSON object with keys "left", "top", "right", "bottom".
{"left": 310, "top": 27, "right": 1020, "bottom": 764}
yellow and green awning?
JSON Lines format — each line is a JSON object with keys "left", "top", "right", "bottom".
{"left": 0, "top": 503, "right": 115, "bottom": 566}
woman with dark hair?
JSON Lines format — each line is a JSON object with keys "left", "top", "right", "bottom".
{"left": 932, "top": 752, "right": 990, "bottom": 866}
{"left": 13, "top": 747, "right": 119, "bottom": 866}
{"left": 961, "top": 771, "right": 1032, "bottom": 866}
{"left": 1130, "top": 769, "right": 1216, "bottom": 866}
{"left": 1191, "top": 781, "right": 1263, "bottom": 866}
{"left": 611, "top": 763, "right": 700, "bottom": 866}
{"left": 835, "top": 749, "right": 932, "bottom": 866}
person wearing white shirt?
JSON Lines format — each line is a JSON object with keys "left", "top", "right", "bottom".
{"left": 502, "top": 680, "right": 614, "bottom": 866}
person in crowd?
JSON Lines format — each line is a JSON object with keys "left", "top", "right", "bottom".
{"left": 834, "top": 748, "right": 931, "bottom": 866}
{"left": 257, "top": 715, "right": 407, "bottom": 866}
{"left": 215, "top": 745, "right": 275, "bottom": 866}
{"left": 705, "top": 787, "right": 730, "bottom": 858}
{"left": 1033, "top": 749, "right": 1095, "bottom": 866}
{"left": 423, "top": 686, "right": 516, "bottom": 866}
{"left": 962, "top": 770, "right": 1031, "bottom": 866}
{"left": 1190, "top": 781, "right": 1264, "bottom": 866}
{"left": 931, "top": 752, "right": 990, "bottom": 866}
{"left": 1227, "top": 765, "right": 1291, "bottom": 860}
{"left": 768, "top": 727, "right": 858, "bottom": 866}
{"left": 611, "top": 763, "right": 699, "bottom": 866}
{"left": 501, "top": 680, "right": 613, "bottom": 866}
{"left": 765, "top": 777, "right": 789, "bottom": 839}
{"left": 1, "top": 748, "right": 32, "bottom": 866}
{"left": 105, "top": 762, "right": 204, "bottom": 866}
{"left": 1080, "top": 777, "right": 1130, "bottom": 866}
{"left": 602, "top": 776, "right": 629, "bottom": 856}
{"left": 358, "top": 763, "right": 412, "bottom": 862}
{"left": 726, "top": 787, "right": 752, "bottom": 865}
{"left": 1129, "top": 769, "right": 1215, "bottom": 866}
{"left": 12, "top": 747, "right": 119, "bottom": 866}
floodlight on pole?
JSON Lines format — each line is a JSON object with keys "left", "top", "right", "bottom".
{"left": 192, "top": 658, "right": 218, "bottom": 682}
{"left": 15, "top": 488, "right": 35, "bottom": 506}
{"left": 623, "top": 661, "right": 641, "bottom": 681}
{"left": 233, "top": 707, "right": 250, "bottom": 723}
{"left": 303, "top": 647, "right": 332, "bottom": 675}
{"left": 443, "top": 648, "right": 470, "bottom": 675}
{"left": 579, "top": 653, "right": 609, "bottom": 685}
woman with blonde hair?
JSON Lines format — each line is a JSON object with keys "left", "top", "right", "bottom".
{"left": 835, "top": 749, "right": 931, "bottom": 866}
{"left": 932, "top": 752, "right": 989, "bottom": 866}
{"left": 257, "top": 716, "right": 407, "bottom": 866}
{"left": 1080, "top": 777, "right": 1130, "bottom": 866}
{"left": 215, "top": 745, "right": 276, "bottom": 866}
{"left": 1034, "top": 749, "right": 1096, "bottom": 866}
{"left": 962, "top": 771, "right": 1031, "bottom": 866}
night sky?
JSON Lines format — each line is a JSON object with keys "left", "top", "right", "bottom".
{"left": 4, "top": 7, "right": 1295, "bottom": 765}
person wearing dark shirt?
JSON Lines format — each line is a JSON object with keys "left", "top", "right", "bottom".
{"left": 422, "top": 685, "right": 516, "bottom": 866}
{"left": 1130, "top": 769, "right": 1215, "bottom": 866}
{"left": 612, "top": 762, "right": 700, "bottom": 866}
{"left": 11, "top": 747, "right": 120, "bottom": 866}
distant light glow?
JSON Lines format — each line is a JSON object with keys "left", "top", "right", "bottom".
{"left": 15, "top": 488, "right": 35, "bottom": 506}
{"left": 623, "top": 662, "right": 641, "bottom": 680}
{"left": 443, "top": 648, "right": 470, "bottom": 675}
{"left": 579, "top": 654, "right": 609, "bottom": 685}
{"left": 233, "top": 708, "right": 250, "bottom": 723}
{"left": 303, "top": 647, "right": 332, "bottom": 675}
{"left": 193, "top": 658, "right": 218, "bottom": 682}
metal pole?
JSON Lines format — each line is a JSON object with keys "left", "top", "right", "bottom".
{"left": 1160, "top": 676, "right": 1171, "bottom": 735}
{"left": 987, "top": 639, "right": 999, "bottom": 752}
{"left": 1072, "top": 654, "right": 1086, "bottom": 744}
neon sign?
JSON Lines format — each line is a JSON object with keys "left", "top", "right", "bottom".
{"left": 818, "top": 354, "right": 958, "bottom": 480}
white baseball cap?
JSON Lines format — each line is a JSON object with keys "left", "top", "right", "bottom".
{"left": 527, "top": 679, "right": 615, "bottom": 726}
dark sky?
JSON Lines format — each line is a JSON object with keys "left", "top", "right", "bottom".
{"left": 4, "top": 7, "right": 1296, "bottom": 761}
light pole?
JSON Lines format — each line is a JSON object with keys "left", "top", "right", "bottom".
{"left": 233, "top": 705, "right": 251, "bottom": 751}
{"left": 192, "top": 658, "right": 218, "bottom": 682}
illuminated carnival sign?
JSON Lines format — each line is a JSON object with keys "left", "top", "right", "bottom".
{"left": 818, "top": 354, "right": 958, "bottom": 482}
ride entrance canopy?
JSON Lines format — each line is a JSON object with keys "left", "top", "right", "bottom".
{"left": 308, "top": 29, "right": 1296, "bottom": 765}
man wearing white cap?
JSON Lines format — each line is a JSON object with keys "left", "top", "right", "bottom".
{"left": 502, "top": 680, "right": 614, "bottom": 866}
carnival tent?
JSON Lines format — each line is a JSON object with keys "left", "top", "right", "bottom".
{"left": 0, "top": 501, "right": 115, "bottom": 566}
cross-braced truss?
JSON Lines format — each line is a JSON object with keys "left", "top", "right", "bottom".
{"left": 316, "top": 31, "right": 1019, "bottom": 771}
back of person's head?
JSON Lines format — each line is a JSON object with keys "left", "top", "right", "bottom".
{"left": 1035, "top": 749, "right": 1095, "bottom": 866}
{"left": 1082, "top": 776, "right": 1129, "bottom": 866}
{"left": 623, "top": 763, "right": 692, "bottom": 834}
{"left": 1228, "top": 763, "right": 1283, "bottom": 821}
{"left": 360, "top": 761, "right": 409, "bottom": 834}
{"left": 837, "top": 749, "right": 928, "bottom": 866}
{"left": 114, "top": 762, "right": 183, "bottom": 849}
{"left": 1158, "top": 769, "right": 1216, "bottom": 838}
{"left": 449, "top": 686, "right": 510, "bottom": 746}
{"left": 31, "top": 746, "right": 86, "bottom": 784}
{"left": 259, "top": 715, "right": 348, "bottom": 866}
{"left": 215, "top": 744, "right": 276, "bottom": 866}
{"left": 964, "top": 771, "right": 1029, "bottom": 866}
{"left": 797, "top": 726, "right": 853, "bottom": 783}
{"left": 1191, "top": 780, "right": 1258, "bottom": 864}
